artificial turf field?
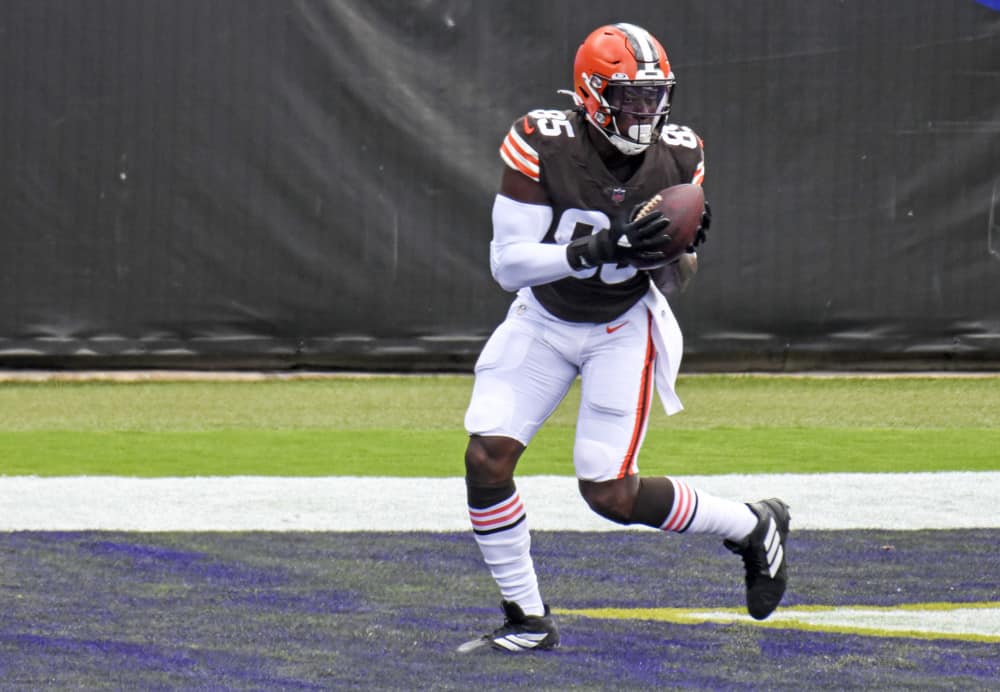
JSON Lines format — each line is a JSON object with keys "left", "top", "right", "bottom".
{"left": 3, "top": 530, "right": 998, "bottom": 689}
{"left": 1, "top": 374, "right": 999, "bottom": 688}
{"left": 3, "top": 374, "right": 1000, "bottom": 476}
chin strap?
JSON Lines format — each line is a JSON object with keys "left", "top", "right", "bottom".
{"left": 604, "top": 121, "right": 653, "bottom": 155}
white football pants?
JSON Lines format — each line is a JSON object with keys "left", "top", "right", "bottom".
{"left": 465, "top": 290, "right": 658, "bottom": 482}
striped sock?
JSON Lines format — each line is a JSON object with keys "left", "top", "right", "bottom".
{"left": 660, "top": 477, "right": 757, "bottom": 541}
{"left": 659, "top": 477, "right": 699, "bottom": 532}
{"left": 468, "top": 486, "right": 544, "bottom": 617}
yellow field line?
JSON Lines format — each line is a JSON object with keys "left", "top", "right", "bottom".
{"left": 558, "top": 602, "right": 1000, "bottom": 643}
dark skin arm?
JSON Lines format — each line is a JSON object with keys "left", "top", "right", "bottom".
{"left": 499, "top": 165, "right": 550, "bottom": 205}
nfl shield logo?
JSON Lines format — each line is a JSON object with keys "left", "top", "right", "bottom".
{"left": 610, "top": 187, "right": 627, "bottom": 204}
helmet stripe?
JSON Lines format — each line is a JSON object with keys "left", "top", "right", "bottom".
{"left": 614, "top": 22, "right": 658, "bottom": 66}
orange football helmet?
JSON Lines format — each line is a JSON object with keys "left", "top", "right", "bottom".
{"left": 573, "top": 23, "right": 675, "bottom": 155}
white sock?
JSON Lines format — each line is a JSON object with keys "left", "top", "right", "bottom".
{"left": 660, "top": 477, "right": 757, "bottom": 542}
{"left": 469, "top": 490, "right": 545, "bottom": 616}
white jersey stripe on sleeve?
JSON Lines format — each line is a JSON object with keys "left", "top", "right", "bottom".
{"left": 499, "top": 127, "right": 540, "bottom": 182}
{"left": 691, "top": 159, "right": 705, "bottom": 186}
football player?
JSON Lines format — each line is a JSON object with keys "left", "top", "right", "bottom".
{"left": 459, "top": 23, "right": 790, "bottom": 653}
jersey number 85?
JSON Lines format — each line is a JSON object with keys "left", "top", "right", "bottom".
{"left": 554, "top": 208, "right": 639, "bottom": 284}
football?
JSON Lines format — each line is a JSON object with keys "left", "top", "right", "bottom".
{"left": 630, "top": 183, "right": 705, "bottom": 266}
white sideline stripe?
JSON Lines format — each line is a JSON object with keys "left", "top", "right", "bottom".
{"left": 571, "top": 604, "right": 1000, "bottom": 641}
{"left": 0, "top": 472, "right": 997, "bottom": 532}
{"left": 761, "top": 606, "right": 1000, "bottom": 638}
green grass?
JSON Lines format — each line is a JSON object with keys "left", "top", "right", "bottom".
{"left": 1, "top": 374, "right": 998, "bottom": 476}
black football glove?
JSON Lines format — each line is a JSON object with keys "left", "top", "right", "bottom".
{"left": 689, "top": 200, "right": 711, "bottom": 251}
{"left": 567, "top": 210, "right": 671, "bottom": 270}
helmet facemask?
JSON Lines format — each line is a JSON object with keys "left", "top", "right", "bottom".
{"left": 600, "top": 81, "right": 673, "bottom": 154}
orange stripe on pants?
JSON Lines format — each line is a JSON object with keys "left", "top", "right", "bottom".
{"left": 617, "top": 311, "right": 656, "bottom": 479}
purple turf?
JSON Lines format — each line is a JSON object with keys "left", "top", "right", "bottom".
{"left": 0, "top": 529, "right": 997, "bottom": 688}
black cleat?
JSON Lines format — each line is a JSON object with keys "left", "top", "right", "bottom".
{"left": 457, "top": 601, "right": 560, "bottom": 653}
{"left": 724, "top": 498, "right": 790, "bottom": 620}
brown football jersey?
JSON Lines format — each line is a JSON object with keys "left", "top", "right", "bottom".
{"left": 499, "top": 109, "right": 705, "bottom": 323}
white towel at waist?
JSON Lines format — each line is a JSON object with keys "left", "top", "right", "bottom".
{"left": 641, "top": 284, "right": 684, "bottom": 415}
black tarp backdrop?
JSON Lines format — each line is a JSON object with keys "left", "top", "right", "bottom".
{"left": 1, "top": 0, "right": 998, "bottom": 370}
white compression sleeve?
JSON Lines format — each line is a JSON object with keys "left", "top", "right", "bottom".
{"left": 489, "top": 194, "right": 573, "bottom": 292}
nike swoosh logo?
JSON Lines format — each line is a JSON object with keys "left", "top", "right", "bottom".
{"left": 606, "top": 322, "right": 628, "bottom": 334}
{"left": 522, "top": 116, "right": 536, "bottom": 135}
